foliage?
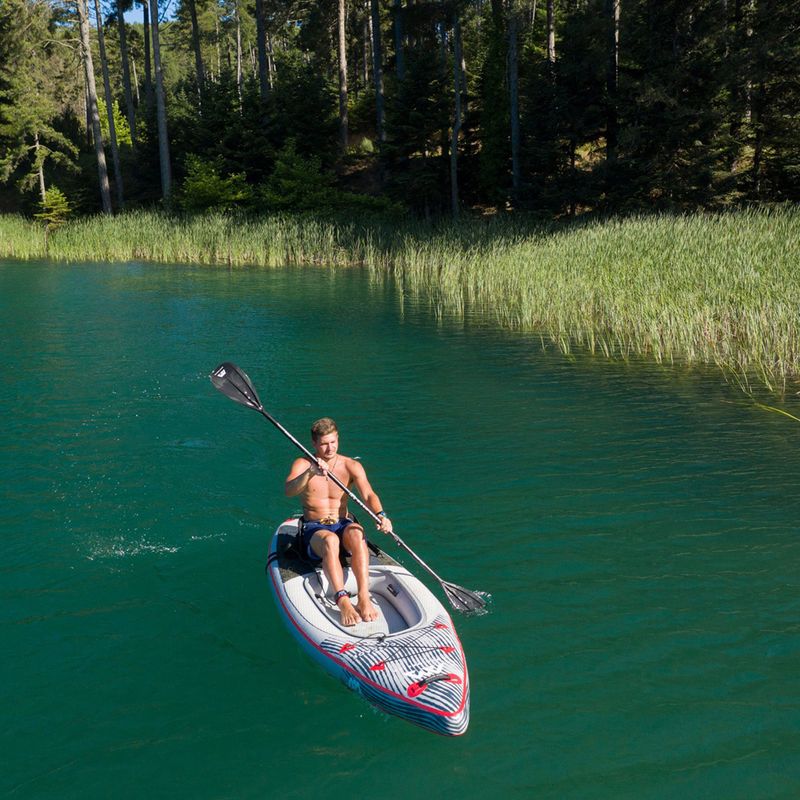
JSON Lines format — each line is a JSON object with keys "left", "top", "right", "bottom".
{"left": 0, "top": 0, "right": 799, "bottom": 216}
{"left": 34, "top": 185, "right": 71, "bottom": 227}
{"left": 178, "top": 154, "right": 253, "bottom": 212}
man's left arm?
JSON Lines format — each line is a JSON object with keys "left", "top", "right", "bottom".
{"left": 351, "top": 461, "right": 393, "bottom": 533}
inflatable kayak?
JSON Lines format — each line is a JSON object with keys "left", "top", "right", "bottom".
{"left": 266, "top": 517, "right": 470, "bottom": 736}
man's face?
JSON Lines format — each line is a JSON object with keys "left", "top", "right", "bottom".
{"left": 313, "top": 432, "right": 339, "bottom": 460}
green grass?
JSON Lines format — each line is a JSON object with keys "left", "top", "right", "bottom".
{"left": 1, "top": 207, "right": 799, "bottom": 394}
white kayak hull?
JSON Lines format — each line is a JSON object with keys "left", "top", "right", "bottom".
{"left": 266, "top": 518, "right": 470, "bottom": 736}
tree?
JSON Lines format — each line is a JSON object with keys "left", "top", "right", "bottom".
{"left": 0, "top": 0, "right": 79, "bottom": 206}
{"left": 149, "top": 0, "right": 173, "bottom": 203}
{"left": 115, "top": 0, "right": 137, "bottom": 144}
{"left": 94, "top": 0, "right": 125, "bottom": 207}
{"left": 338, "top": 0, "right": 349, "bottom": 151}
{"left": 370, "top": 0, "right": 385, "bottom": 144}
{"left": 77, "top": 0, "right": 113, "bottom": 213}
{"left": 450, "top": 10, "right": 464, "bottom": 217}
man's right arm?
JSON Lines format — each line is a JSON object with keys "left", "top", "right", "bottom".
{"left": 285, "top": 458, "right": 316, "bottom": 497}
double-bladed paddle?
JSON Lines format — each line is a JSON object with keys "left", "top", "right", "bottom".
{"left": 210, "top": 361, "right": 487, "bottom": 614}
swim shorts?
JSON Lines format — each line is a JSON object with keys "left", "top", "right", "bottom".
{"left": 301, "top": 518, "right": 357, "bottom": 562}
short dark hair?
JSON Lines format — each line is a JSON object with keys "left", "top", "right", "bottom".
{"left": 311, "top": 418, "right": 338, "bottom": 441}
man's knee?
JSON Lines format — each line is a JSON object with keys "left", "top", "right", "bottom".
{"left": 343, "top": 525, "right": 366, "bottom": 552}
{"left": 316, "top": 532, "right": 340, "bottom": 557}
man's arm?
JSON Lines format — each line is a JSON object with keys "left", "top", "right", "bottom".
{"left": 285, "top": 457, "right": 319, "bottom": 497}
{"left": 350, "top": 460, "right": 393, "bottom": 532}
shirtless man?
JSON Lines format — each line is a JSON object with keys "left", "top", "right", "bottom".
{"left": 284, "top": 417, "right": 393, "bottom": 626}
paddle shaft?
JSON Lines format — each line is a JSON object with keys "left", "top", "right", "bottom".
{"left": 256, "top": 405, "right": 449, "bottom": 586}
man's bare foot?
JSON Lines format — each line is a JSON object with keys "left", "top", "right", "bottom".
{"left": 337, "top": 596, "right": 362, "bottom": 626}
{"left": 356, "top": 595, "right": 379, "bottom": 622}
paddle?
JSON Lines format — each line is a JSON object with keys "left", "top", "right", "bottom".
{"left": 210, "top": 361, "right": 487, "bottom": 614}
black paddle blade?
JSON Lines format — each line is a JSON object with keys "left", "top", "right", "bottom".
{"left": 442, "top": 581, "right": 488, "bottom": 614}
{"left": 210, "top": 362, "right": 263, "bottom": 410}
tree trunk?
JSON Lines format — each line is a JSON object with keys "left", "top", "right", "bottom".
{"left": 235, "top": 1, "right": 243, "bottom": 106}
{"left": 338, "top": 0, "right": 349, "bottom": 152}
{"left": 370, "top": 0, "right": 385, "bottom": 143}
{"left": 132, "top": 57, "right": 140, "bottom": 104}
{"left": 77, "top": 0, "right": 112, "bottom": 213}
{"left": 116, "top": 0, "right": 137, "bottom": 144}
{"left": 215, "top": 16, "right": 221, "bottom": 82}
{"left": 393, "top": 0, "right": 404, "bottom": 81}
{"left": 35, "top": 132, "right": 46, "bottom": 202}
{"left": 547, "top": 0, "right": 555, "bottom": 62}
{"left": 267, "top": 32, "right": 275, "bottom": 89}
{"left": 254, "top": 0, "right": 269, "bottom": 101}
{"left": 149, "top": 0, "right": 172, "bottom": 204}
{"left": 186, "top": 0, "right": 205, "bottom": 107}
{"left": 363, "top": 6, "right": 371, "bottom": 86}
{"left": 450, "top": 14, "right": 464, "bottom": 218}
{"left": 509, "top": 7, "right": 521, "bottom": 195}
{"left": 605, "top": 0, "right": 620, "bottom": 168}
{"left": 142, "top": 0, "right": 153, "bottom": 106}
{"left": 94, "top": 0, "right": 125, "bottom": 209}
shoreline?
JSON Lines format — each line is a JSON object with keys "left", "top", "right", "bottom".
{"left": 2, "top": 207, "right": 799, "bottom": 396}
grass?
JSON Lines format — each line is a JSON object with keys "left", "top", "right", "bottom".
{"left": 1, "top": 206, "right": 799, "bottom": 395}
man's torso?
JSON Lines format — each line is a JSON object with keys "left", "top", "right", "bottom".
{"left": 302, "top": 455, "right": 352, "bottom": 521}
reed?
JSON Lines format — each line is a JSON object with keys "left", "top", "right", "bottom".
{"left": 1, "top": 207, "right": 798, "bottom": 392}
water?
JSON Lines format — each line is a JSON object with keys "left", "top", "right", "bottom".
{"left": 2, "top": 260, "right": 799, "bottom": 799}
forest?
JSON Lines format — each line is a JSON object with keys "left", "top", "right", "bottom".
{"left": 1, "top": 0, "right": 798, "bottom": 220}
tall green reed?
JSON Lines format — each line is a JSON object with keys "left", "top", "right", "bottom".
{"left": 1, "top": 207, "right": 798, "bottom": 394}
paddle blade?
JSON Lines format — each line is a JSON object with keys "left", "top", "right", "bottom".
{"left": 442, "top": 581, "right": 488, "bottom": 614}
{"left": 210, "top": 362, "right": 263, "bottom": 411}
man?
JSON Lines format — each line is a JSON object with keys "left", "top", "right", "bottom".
{"left": 285, "top": 417, "right": 393, "bottom": 626}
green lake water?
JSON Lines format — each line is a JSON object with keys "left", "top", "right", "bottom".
{"left": 2, "top": 259, "right": 799, "bottom": 799}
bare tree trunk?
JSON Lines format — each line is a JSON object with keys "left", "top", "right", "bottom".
{"left": 267, "top": 32, "right": 275, "bottom": 89}
{"left": 132, "top": 57, "right": 140, "bottom": 104}
{"left": 547, "top": 0, "right": 556, "bottom": 62}
{"left": 94, "top": 0, "right": 125, "bottom": 209}
{"left": 509, "top": 5, "right": 521, "bottom": 196}
{"left": 149, "top": 0, "right": 172, "bottom": 204}
{"left": 450, "top": 14, "right": 464, "bottom": 218}
{"left": 254, "top": 0, "right": 269, "bottom": 101}
{"left": 34, "top": 132, "right": 46, "bottom": 202}
{"left": 215, "top": 16, "right": 221, "bottom": 82}
{"left": 393, "top": 0, "right": 404, "bottom": 81}
{"left": 370, "top": 0, "right": 385, "bottom": 143}
{"left": 235, "top": 1, "right": 243, "bottom": 107}
{"left": 363, "top": 5, "right": 371, "bottom": 86}
{"left": 605, "top": 0, "right": 620, "bottom": 168}
{"left": 116, "top": 0, "right": 137, "bottom": 144}
{"left": 338, "top": 0, "right": 349, "bottom": 152}
{"left": 77, "top": 0, "right": 112, "bottom": 213}
{"left": 142, "top": 0, "right": 153, "bottom": 106}
{"left": 186, "top": 0, "right": 205, "bottom": 107}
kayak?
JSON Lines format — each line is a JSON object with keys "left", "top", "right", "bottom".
{"left": 266, "top": 517, "right": 470, "bottom": 736}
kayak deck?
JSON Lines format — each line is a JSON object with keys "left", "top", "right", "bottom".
{"left": 271, "top": 527, "right": 423, "bottom": 637}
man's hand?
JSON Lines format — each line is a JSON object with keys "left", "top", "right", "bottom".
{"left": 376, "top": 514, "right": 393, "bottom": 534}
{"left": 309, "top": 459, "right": 331, "bottom": 480}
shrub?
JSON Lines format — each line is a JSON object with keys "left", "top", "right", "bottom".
{"left": 34, "top": 186, "right": 71, "bottom": 228}
{"left": 179, "top": 155, "right": 253, "bottom": 212}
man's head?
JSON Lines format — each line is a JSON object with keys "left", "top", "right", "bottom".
{"left": 311, "top": 418, "right": 339, "bottom": 459}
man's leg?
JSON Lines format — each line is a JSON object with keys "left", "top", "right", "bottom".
{"left": 343, "top": 525, "right": 378, "bottom": 622}
{"left": 311, "top": 530, "right": 361, "bottom": 626}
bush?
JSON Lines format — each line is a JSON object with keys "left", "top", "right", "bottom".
{"left": 179, "top": 155, "right": 253, "bottom": 212}
{"left": 34, "top": 186, "right": 71, "bottom": 228}
{"left": 260, "top": 139, "right": 404, "bottom": 216}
